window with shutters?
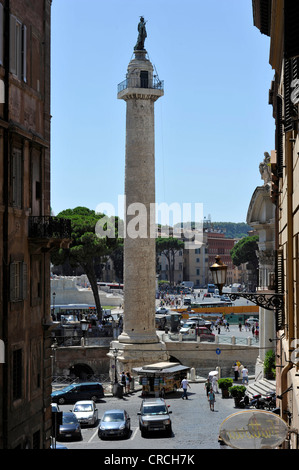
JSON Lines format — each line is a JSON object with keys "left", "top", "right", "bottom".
{"left": 10, "top": 14, "right": 27, "bottom": 82}
{"left": 284, "top": 58, "right": 299, "bottom": 133}
{"left": 10, "top": 261, "right": 27, "bottom": 302}
{"left": 275, "top": 249, "right": 284, "bottom": 331}
{"left": 275, "top": 95, "right": 283, "bottom": 177}
{"left": 11, "top": 148, "right": 22, "bottom": 208}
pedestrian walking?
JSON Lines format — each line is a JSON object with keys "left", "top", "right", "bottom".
{"left": 120, "top": 371, "right": 126, "bottom": 391}
{"left": 233, "top": 362, "right": 239, "bottom": 381}
{"left": 242, "top": 366, "right": 249, "bottom": 384}
{"left": 204, "top": 378, "right": 211, "bottom": 396}
{"left": 208, "top": 389, "right": 216, "bottom": 411}
{"left": 125, "top": 372, "right": 131, "bottom": 393}
{"left": 181, "top": 376, "right": 191, "bottom": 400}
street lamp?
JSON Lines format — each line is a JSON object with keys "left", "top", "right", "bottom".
{"left": 80, "top": 317, "right": 89, "bottom": 346}
{"left": 209, "top": 255, "right": 227, "bottom": 296}
{"left": 209, "top": 255, "right": 284, "bottom": 312}
{"left": 52, "top": 291, "right": 56, "bottom": 320}
{"left": 112, "top": 348, "right": 123, "bottom": 398}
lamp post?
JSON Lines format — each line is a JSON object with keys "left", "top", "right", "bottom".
{"left": 112, "top": 348, "right": 123, "bottom": 398}
{"left": 209, "top": 255, "right": 228, "bottom": 296}
{"left": 209, "top": 255, "right": 284, "bottom": 312}
{"left": 80, "top": 317, "right": 89, "bottom": 347}
{"left": 52, "top": 291, "right": 56, "bottom": 320}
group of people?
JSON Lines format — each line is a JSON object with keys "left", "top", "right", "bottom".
{"left": 233, "top": 361, "right": 249, "bottom": 384}
{"left": 120, "top": 371, "right": 132, "bottom": 393}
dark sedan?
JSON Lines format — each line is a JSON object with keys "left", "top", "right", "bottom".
{"left": 98, "top": 409, "right": 130, "bottom": 439}
{"left": 57, "top": 412, "right": 82, "bottom": 441}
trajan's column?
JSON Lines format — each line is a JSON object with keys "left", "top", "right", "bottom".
{"left": 108, "top": 18, "right": 169, "bottom": 377}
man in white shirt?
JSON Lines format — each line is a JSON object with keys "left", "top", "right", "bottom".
{"left": 242, "top": 366, "right": 249, "bottom": 385}
{"left": 181, "top": 377, "right": 191, "bottom": 399}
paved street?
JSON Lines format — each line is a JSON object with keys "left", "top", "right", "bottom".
{"left": 54, "top": 381, "right": 239, "bottom": 451}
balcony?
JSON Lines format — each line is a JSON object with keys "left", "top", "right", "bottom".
{"left": 28, "top": 216, "right": 72, "bottom": 252}
{"left": 117, "top": 75, "right": 164, "bottom": 94}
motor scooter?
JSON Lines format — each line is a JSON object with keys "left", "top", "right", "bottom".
{"left": 237, "top": 394, "right": 250, "bottom": 408}
{"left": 249, "top": 393, "right": 267, "bottom": 409}
{"left": 264, "top": 391, "right": 276, "bottom": 410}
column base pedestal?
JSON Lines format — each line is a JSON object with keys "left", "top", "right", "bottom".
{"left": 108, "top": 340, "right": 169, "bottom": 382}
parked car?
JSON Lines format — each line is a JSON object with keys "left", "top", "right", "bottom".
{"left": 138, "top": 398, "right": 172, "bottom": 437}
{"left": 246, "top": 317, "right": 259, "bottom": 325}
{"left": 203, "top": 293, "right": 212, "bottom": 298}
{"left": 57, "top": 412, "right": 82, "bottom": 441}
{"left": 98, "top": 409, "right": 130, "bottom": 439}
{"left": 197, "top": 327, "right": 215, "bottom": 342}
{"left": 51, "top": 403, "right": 60, "bottom": 412}
{"left": 51, "top": 382, "right": 104, "bottom": 405}
{"left": 179, "top": 321, "right": 198, "bottom": 335}
{"left": 220, "top": 295, "right": 230, "bottom": 302}
{"left": 72, "top": 400, "right": 98, "bottom": 426}
{"left": 156, "top": 307, "right": 169, "bottom": 314}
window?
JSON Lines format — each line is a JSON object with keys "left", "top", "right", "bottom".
{"left": 11, "top": 148, "right": 22, "bottom": 208}
{"left": 10, "top": 14, "right": 27, "bottom": 81}
{"left": 10, "top": 261, "right": 27, "bottom": 302}
{"left": 13, "top": 348, "right": 22, "bottom": 400}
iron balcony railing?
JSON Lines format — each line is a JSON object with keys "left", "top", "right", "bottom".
{"left": 28, "top": 216, "right": 72, "bottom": 239}
{"left": 117, "top": 76, "right": 164, "bottom": 93}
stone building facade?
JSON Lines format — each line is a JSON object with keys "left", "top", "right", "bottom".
{"left": 0, "top": 0, "right": 70, "bottom": 449}
{"left": 252, "top": 0, "right": 299, "bottom": 448}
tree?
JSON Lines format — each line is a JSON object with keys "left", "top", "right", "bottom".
{"left": 51, "top": 206, "right": 120, "bottom": 321}
{"left": 156, "top": 237, "right": 184, "bottom": 286}
{"left": 230, "top": 235, "right": 259, "bottom": 289}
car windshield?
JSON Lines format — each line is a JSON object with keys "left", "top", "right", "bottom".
{"left": 74, "top": 404, "right": 93, "bottom": 412}
{"left": 63, "top": 414, "right": 78, "bottom": 424}
{"left": 102, "top": 413, "right": 124, "bottom": 422}
{"left": 142, "top": 405, "right": 168, "bottom": 415}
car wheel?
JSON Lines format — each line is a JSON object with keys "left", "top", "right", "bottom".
{"left": 91, "top": 395, "right": 98, "bottom": 402}
{"left": 141, "top": 428, "right": 147, "bottom": 438}
{"left": 58, "top": 397, "right": 65, "bottom": 405}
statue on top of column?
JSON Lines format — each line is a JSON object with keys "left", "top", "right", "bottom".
{"left": 134, "top": 16, "right": 147, "bottom": 51}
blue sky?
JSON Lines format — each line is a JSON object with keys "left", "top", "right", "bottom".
{"left": 50, "top": 0, "right": 274, "bottom": 224}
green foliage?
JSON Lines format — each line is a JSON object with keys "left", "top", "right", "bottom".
{"left": 156, "top": 237, "right": 184, "bottom": 286}
{"left": 210, "top": 222, "right": 252, "bottom": 239}
{"left": 218, "top": 378, "right": 233, "bottom": 390}
{"left": 228, "top": 385, "right": 246, "bottom": 398}
{"left": 230, "top": 235, "right": 259, "bottom": 268}
{"left": 51, "top": 206, "right": 122, "bottom": 320}
{"left": 264, "top": 350, "right": 276, "bottom": 379}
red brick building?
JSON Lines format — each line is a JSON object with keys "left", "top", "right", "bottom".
{"left": 206, "top": 231, "right": 235, "bottom": 285}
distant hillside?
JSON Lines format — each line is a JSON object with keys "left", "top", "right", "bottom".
{"left": 204, "top": 222, "right": 252, "bottom": 239}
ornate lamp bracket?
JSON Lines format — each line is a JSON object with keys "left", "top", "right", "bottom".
{"left": 226, "top": 293, "right": 284, "bottom": 311}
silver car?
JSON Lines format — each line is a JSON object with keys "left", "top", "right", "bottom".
{"left": 98, "top": 409, "right": 130, "bottom": 439}
{"left": 71, "top": 400, "right": 98, "bottom": 426}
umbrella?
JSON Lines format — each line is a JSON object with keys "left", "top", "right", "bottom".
{"left": 209, "top": 371, "right": 218, "bottom": 376}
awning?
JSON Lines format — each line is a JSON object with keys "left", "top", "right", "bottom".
{"left": 132, "top": 361, "right": 190, "bottom": 375}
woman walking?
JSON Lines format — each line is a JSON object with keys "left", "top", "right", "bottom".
{"left": 208, "top": 389, "right": 216, "bottom": 411}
